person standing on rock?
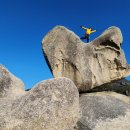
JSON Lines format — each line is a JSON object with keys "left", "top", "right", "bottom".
{"left": 80, "top": 25, "right": 96, "bottom": 43}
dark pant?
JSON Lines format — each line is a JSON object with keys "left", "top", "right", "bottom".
{"left": 80, "top": 34, "right": 90, "bottom": 43}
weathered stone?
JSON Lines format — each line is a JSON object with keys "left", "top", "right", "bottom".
{"left": 0, "top": 64, "right": 25, "bottom": 98}
{"left": 77, "top": 92, "right": 130, "bottom": 130}
{"left": 86, "top": 78, "right": 130, "bottom": 96}
{"left": 0, "top": 76, "right": 79, "bottom": 130}
{"left": 42, "top": 26, "right": 130, "bottom": 92}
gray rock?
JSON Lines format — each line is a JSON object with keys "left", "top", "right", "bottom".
{"left": 0, "top": 72, "right": 79, "bottom": 130}
{"left": 0, "top": 64, "right": 25, "bottom": 98}
{"left": 42, "top": 26, "right": 130, "bottom": 92}
{"left": 86, "top": 78, "right": 130, "bottom": 96}
{"left": 77, "top": 92, "right": 130, "bottom": 130}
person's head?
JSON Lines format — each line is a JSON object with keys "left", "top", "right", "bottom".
{"left": 88, "top": 28, "right": 92, "bottom": 30}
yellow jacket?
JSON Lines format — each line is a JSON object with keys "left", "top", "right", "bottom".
{"left": 81, "top": 26, "right": 96, "bottom": 35}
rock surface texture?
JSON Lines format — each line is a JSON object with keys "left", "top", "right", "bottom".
{"left": 0, "top": 65, "right": 79, "bottom": 130}
{"left": 86, "top": 78, "right": 130, "bottom": 95}
{"left": 78, "top": 92, "right": 130, "bottom": 130}
{"left": 0, "top": 64, "right": 25, "bottom": 98}
{"left": 42, "top": 26, "right": 130, "bottom": 92}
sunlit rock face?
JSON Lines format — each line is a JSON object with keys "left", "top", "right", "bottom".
{"left": 77, "top": 92, "right": 130, "bottom": 130}
{"left": 0, "top": 65, "right": 79, "bottom": 130}
{"left": 42, "top": 26, "right": 130, "bottom": 92}
{"left": 0, "top": 64, "right": 25, "bottom": 98}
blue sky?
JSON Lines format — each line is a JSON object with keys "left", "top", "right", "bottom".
{"left": 0, "top": 0, "right": 130, "bottom": 89}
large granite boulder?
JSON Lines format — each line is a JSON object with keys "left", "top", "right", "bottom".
{"left": 77, "top": 92, "right": 130, "bottom": 130}
{"left": 0, "top": 65, "right": 79, "bottom": 130}
{"left": 42, "top": 26, "right": 130, "bottom": 92}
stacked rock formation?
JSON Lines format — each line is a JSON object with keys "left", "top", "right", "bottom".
{"left": 42, "top": 26, "right": 130, "bottom": 92}
{"left": 42, "top": 26, "right": 130, "bottom": 130}
{"left": 0, "top": 26, "right": 130, "bottom": 130}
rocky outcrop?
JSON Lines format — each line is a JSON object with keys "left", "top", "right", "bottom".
{"left": 42, "top": 26, "right": 130, "bottom": 92}
{"left": 1, "top": 26, "right": 130, "bottom": 130}
{"left": 0, "top": 65, "right": 79, "bottom": 130}
{"left": 77, "top": 92, "right": 130, "bottom": 130}
{"left": 0, "top": 64, "right": 25, "bottom": 98}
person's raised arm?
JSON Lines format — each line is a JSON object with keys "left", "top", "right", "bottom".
{"left": 91, "top": 30, "right": 96, "bottom": 33}
{"left": 80, "top": 25, "right": 87, "bottom": 30}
